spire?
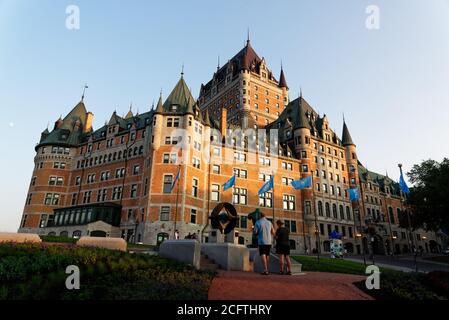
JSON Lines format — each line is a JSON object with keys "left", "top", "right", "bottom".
{"left": 203, "top": 108, "right": 212, "bottom": 127}
{"left": 247, "top": 27, "right": 250, "bottom": 45}
{"left": 181, "top": 64, "right": 184, "bottom": 78}
{"left": 342, "top": 120, "right": 355, "bottom": 146}
{"left": 279, "top": 64, "right": 288, "bottom": 89}
{"left": 125, "top": 102, "right": 133, "bottom": 119}
{"left": 217, "top": 55, "right": 220, "bottom": 71}
{"left": 154, "top": 91, "right": 164, "bottom": 114}
{"left": 81, "top": 83, "right": 88, "bottom": 101}
{"left": 296, "top": 98, "right": 311, "bottom": 130}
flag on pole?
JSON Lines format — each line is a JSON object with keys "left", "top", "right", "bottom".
{"left": 258, "top": 176, "right": 274, "bottom": 195}
{"left": 347, "top": 187, "right": 359, "bottom": 201}
{"left": 292, "top": 176, "right": 312, "bottom": 190}
{"left": 399, "top": 173, "right": 410, "bottom": 194}
{"left": 223, "top": 175, "right": 236, "bottom": 191}
{"left": 170, "top": 167, "right": 181, "bottom": 193}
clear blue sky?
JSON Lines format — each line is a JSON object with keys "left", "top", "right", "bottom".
{"left": 1, "top": 0, "right": 448, "bottom": 232}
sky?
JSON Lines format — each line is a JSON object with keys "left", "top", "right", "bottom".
{"left": 0, "top": 0, "right": 448, "bottom": 232}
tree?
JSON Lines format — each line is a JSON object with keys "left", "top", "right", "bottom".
{"left": 404, "top": 158, "right": 449, "bottom": 231}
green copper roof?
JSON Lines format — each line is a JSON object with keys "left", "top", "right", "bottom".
{"left": 342, "top": 121, "right": 355, "bottom": 146}
{"left": 162, "top": 76, "right": 196, "bottom": 114}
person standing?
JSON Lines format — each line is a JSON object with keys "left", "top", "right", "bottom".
{"left": 275, "top": 220, "right": 292, "bottom": 275}
{"left": 174, "top": 230, "right": 180, "bottom": 240}
{"left": 253, "top": 211, "right": 275, "bottom": 275}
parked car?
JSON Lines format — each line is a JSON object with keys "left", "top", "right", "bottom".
{"left": 443, "top": 249, "right": 449, "bottom": 255}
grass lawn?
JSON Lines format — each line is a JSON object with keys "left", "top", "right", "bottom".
{"left": 293, "top": 255, "right": 449, "bottom": 300}
{"left": 0, "top": 243, "right": 214, "bottom": 300}
{"left": 292, "top": 255, "right": 391, "bottom": 275}
{"left": 423, "top": 256, "right": 449, "bottom": 264}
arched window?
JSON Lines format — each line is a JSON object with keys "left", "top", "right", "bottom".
{"left": 318, "top": 201, "right": 323, "bottom": 216}
{"left": 339, "top": 205, "right": 344, "bottom": 220}
{"left": 332, "top": 204, "right": 338, "bottom": 218}
{"left": 389, "top": 207, "right": 395, "bottom": 224}
{"left": 346, "top": 206, "right": 351, "bottom": 220}
{"left": 325, "top": 202, "right": 331, "bottom": 217}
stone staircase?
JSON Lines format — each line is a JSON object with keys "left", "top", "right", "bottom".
{"left": 200, "top": 254, "right": 220, "bottom": 271}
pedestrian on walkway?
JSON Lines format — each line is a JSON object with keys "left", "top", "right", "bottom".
{"left": 253, "top": 211, "right": 275, "bottom": 275}
{"left": 275, "top": 220, "right": 292, "bottom": 275}
{"left": 174, "top": 230, "right": 180, "bottom": 240}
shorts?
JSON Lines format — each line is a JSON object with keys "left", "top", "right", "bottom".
{"left": 276, "top": 244, "right": 291, "bottom": 255}
{"left": 259, "top": 245, "right": 271, "bottom": 256}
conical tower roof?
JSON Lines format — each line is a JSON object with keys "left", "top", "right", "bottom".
{"left": 163, "top": 76, "right": 196, "bottom": 113}
{"left": 342, "top": 121, "right": 355, "bottom": 146}
{"left": 154, "top": 93, "right": 164, "bottom": 114}
{"left": 279, "top": 67, "right": 288, "bottom": 89}
{"left": 297, "top": 98, "right": 311, "bottom": 129}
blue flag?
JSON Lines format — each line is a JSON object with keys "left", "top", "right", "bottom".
{"left": 399, "top": 173, "right": 410, "bottom": 194}
{"left": 292, "top": 176, "right": 312, "bottom": 190}
{"left": 258, "top": 176, "right": 274, "bottom": 195}
{"left": 223, "top": 175, "right": 236, "bottom": 191}
{"left": 170, "top": 167, "right": 181, "bottom": 193}
{"left": 347, "top": 187, "right": 359, "bottom": 201}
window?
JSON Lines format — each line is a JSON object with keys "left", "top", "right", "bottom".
{"left": 112, "top": 187, "right": 122, "bottom": 200}
{"left": 115, "top": 168, "right": 125, "bottom": 179}
{"left": 190, "top": 209, "right": 197, "bottom": 224}
{"left": 130, "top": 184, "right": 138, "bottom": 198}
{"left": 282, "top": 162, "right": 293, "bottom": 171}
{"left": 212, "top": 165, "right": 220, "bottom": 174}
{"left": 234, "top": 168, "right": 247, "bottom": 179}
{"left": 259, "top": 156, "right": 271, "bottom": 166}
{"left": 211, "top": 184, "right": 220, "bottom": 201}
{"left": 49, "top": 176, "right": 57, "bottom": 186}
{"left": 346, "top": 206, "right": 351, "bottom": 220}
{"left": 133, "top": 165, "right": 140, "bottom": 175}
{"left": 192, "top": 157, "right": 201, "bottom": 169}
{"left": 388, "top": 207, "right": 395, "bottom": 224}
{"left": 56, "top": 177, "right": 64, "bottom": 186}
{"left": 318, "top": 201, "right": 323, "bottom": 216}
{"left": 97, "top": 189, "right": 107, "bottom": 202}
{"left": 259, "top": 173, "right": 272, "bottom": 181}
{"left": 332, "top": 204, "right": 338, "bottom": 218}
{"left": 259, "top": 192, "right": 273, "bottom": 208}
{"left": 39, "top": 214, "right": 47, "bottom": 228}
{"left": 325, "top": 202, "right": 331, "bottom": 217}
{"left": 44, "top": 193, "right": 60, "bottom": 205}
{"left": 160, "top": 206, "right": 170, "bottom": 221}
{"left": 71, "top": 193, "right": 77, "bottom": 206}
{"left": 233, "top": 188, "right": 248, "bottom": 205}
{"left": 239, "top": 216, "right": 248, "bottom": 229}
{"left": 339, "top": 205, "right": 345, "bottom": 220}
{"left": 163, "top": 175, "right": 173, "bottom": 194}
{"left": 192, "top": 179, "right": 198, "bottom": 197}
{"left": 21, "top": 215, "right": 28, "bottom": 228}
{"left": 83, "top": 191, "right": 92, "bottom": 204}
{"left": 26, "top": 193, "right": 32, "bottom": 205}
{"left": 282, "top": 177, "right": 293, "bottom": 186}
{"left": 283, "top": 195, "right": 295, "bottom": 210}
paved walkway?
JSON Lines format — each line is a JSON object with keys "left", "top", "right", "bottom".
{"left": 208, "top": 271, "right": 373, "bottom": 300}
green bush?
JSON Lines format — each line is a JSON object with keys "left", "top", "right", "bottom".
{"left": 39, "top": 235, "right": 78, "bottom": 244}
{"left": 0, "top": 243, "right": 214, "bottom": 300}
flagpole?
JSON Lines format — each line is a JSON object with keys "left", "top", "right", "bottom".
{"left": 399, "top": 164, "right": 418, "bottom": 272}
{"left": 174, "top": 165, "right": 181, "bottom": 239}
{"left": 272, "top": 175, "right": 275, "bottom": 224}
{"left": 311, "top": 174, "right": 320, "bottom": 262}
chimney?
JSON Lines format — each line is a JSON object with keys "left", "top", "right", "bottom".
{"left": 220, "top": 107, "right": 227, "bottom": 138}
{"left": 84, "top": 112, "right": 94, "bottom": 133}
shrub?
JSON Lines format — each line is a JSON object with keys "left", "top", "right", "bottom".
{"left": 0, "top": 243, "right": 214, "bottom": 300}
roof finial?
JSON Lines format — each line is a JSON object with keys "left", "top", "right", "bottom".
{"left": 181, "top": 64, "right": 184, "bottom": 77}
{"left": 247, "top": 27, "right": 250, "bottom": 45}
{"left": 129, "top": 101, "right": 133, "bottom": 111}
{"left": 300, "top": 86, "right": 303, "bottom": 98}
{"left": 81, "top": 83, "right": 88, "bottom": 101}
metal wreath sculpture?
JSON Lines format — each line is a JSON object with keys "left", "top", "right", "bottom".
{"left": 209, "top": 202, "right": 238, "bottom": 234}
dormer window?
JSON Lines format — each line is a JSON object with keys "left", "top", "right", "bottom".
{"left": 172, "top": 105, "right": 178, "bottom": 112}
{"left": 127, "top": 124, "right": 132, "bottom": 130}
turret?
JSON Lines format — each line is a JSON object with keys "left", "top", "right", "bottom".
{"left": 342, "top": 120, "right": 358, "bottom": 187}
{"left": 152, "top": 93, "right": 164, "bottom": 149}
